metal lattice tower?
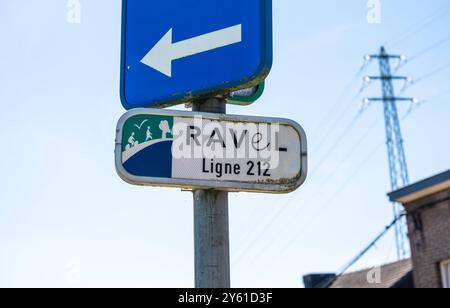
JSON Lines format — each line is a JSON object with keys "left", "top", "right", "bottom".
{"left": 366, "top": 47, "right": 413, "bottom": 259}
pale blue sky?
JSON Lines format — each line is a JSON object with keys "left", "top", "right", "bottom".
{"left": 0, "top": 0, "right": 449, "bottom": 287}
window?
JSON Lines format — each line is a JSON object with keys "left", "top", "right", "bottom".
{"left": 441, "top": 260, "right": 450, "bottom": 288}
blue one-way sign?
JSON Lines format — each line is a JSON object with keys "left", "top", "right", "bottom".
{"left": 120, "top": 0, "right": 273, "bottom": 109}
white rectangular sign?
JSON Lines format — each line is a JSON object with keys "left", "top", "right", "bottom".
{"left": 115, "top": 109, "right": 307, "bottom": 193}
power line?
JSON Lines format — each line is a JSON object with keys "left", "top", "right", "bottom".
{"left": 332, "top": 190, "right": 450, "bottom": 283}
{"left": 395, "top": 32, "right": 450, "bottom": 71}
{"left": 416, "top": 61, "right": 450, "bottom": 82}
{"left": 403, "top": 87, "right": 450, "bottom": 119}
{"left": 233, "top": 69, "right": 378, "bottom": 266}
{"left": 274, "top": 107, "right": 417, "bottom": 259}
{"left": 283, "top": 117, "right": 381, "bottom": 230}
{"left": 232, "top": 191, "right": 303, "bottom": 267}
{"left": 231, "top": 176, "right": 307, "bottom": 265}
{"left": 232, "top": 107, "right": 365, "bottom": 266}
{"left": 336, "top": 214, "right": 404, "bottom": 278}
{"left": 232, "top": 201, "right": 272, "bottom": 248}
{"left": 234, "top": 116, "right": 382, "bottom": 271}
{"left": 385, "top": 3, "right": 450, "bottom": 48}
{"left": 234, "top": 53, "right": 449, "bottom": 272}
{"left": 230, "top": 6, "right": 450, "bottom": 280}
{"left": 305, "top": 216, "right": 399, "bottom": 288}
{"left": 309, "top": 110, "right": 363, "bottom": 178}
{"left": 260, "top": 102, "right": 426, "bottom": 274}
{"left": 273, "top": 97, "right": 424, "bottom": 260}
{"left": 310, "top": 66, "right": 367, "bottom": 140}
{"left": 402, "top": 33, "right": 450, "bottom": 67}
{"left": 247, "top": 88, "right": 434, "bottom": 268}
{"left": 231, "top": 200, "right": 290, "bottom": 267}
{"left": 428, "top": 87, "right": 450, "bottom": 101}
{"left": 278, "top": 140, "right": 385, "bottom": 256}
{"left": 235, "top": 93, "right": 437, "bottom": 274}
{"left": 402, "top": 61, "right": 450, "bottom": 93}
{"left": 237, "top": 88, "right": 446, "bottom": 276}
{"left": 311, "top": 92, "right": 362, "bottom": 157}
{"left": 232, "top": 70, "right": 369, "bottom": 263}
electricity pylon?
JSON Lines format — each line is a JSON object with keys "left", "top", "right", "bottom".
{"left": 365, "top": 47, "right": 414, "bottom": 259}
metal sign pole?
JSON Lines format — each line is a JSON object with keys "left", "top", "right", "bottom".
{"left": 192, "top": 98, "right": 231, "bottom": 288}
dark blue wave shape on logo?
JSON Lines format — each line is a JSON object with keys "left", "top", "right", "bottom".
{"left": 123, "top": 140, "right": 173, "bottom": 178}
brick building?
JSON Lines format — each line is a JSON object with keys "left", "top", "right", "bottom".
{"left": 304, "top": 169, "right": 450, "bottom": 288}
{"left": 389, "top": 169, "right": 450, "bottom": 288}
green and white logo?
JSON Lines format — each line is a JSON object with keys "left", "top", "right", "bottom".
{"left": 120, "top": 115, "right": 175, "bottom": 179}
{"left": 122, "top": 115, "right": 174, "bottom": 158}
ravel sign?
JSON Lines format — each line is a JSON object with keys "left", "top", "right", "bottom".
{"left": 115, "top": 109, "right": 307, "bottom": 193}
{"left": 120, "top": 0, "right": 273, "bottom": 109}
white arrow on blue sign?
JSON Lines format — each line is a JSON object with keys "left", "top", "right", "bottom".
{"left": 120, "top": 0, "right": 273, "bottom": 109}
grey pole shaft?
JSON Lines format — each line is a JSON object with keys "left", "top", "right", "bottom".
{"left": 192, "top": 98, "right": 231, "bottom": 288}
